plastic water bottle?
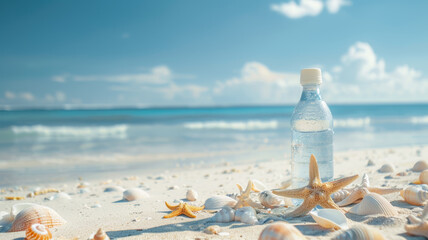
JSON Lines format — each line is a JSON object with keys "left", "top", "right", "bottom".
{"left": 291, "top": 68, "right": 333, "bottom": 188}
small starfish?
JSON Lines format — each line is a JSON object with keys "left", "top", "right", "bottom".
{"left": 163, "top": 202, "right": 204, "bottom": 218}
{"left": 234, "top": 180, "right": 264, "bottom": 209}
{"left": 336, "top": 173, "right": 401, "bottom": 206}
{"left": 273, "top": 154, "right": 359, "bottom": 217}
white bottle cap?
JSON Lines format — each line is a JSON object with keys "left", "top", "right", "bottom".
{"left": 300, "top": 68, "right": 322, "bottom": 85}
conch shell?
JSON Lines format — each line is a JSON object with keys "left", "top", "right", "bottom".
{"left": 26, "top": 223, "right": 53, "bottom": 240}
{"left": 259, "top": 190, "right": 289, "bottom": 208}
{"left": 258, "top": 222, "right": 305, "bottom": 240}
{"left": 186, "top": 189, "right": 198, "bottom": 201}
{"left": 400, "top": 186, "right": 428, "bottom": 206}
{"left": 90, "top": 228, "right": 110, "bottom": 240}
{"left": 210, "top": 206, "right": 235, "bottom": 223}
{"left": 309, "top": 209, "right": 348, "bottom": 230}
{"left": 332, "top": 225, "right": 386, "bottom": 240}
{"left": 349, "top": 193, "right": 397, "bottom": 217}
{"left": 331, "top": 189, "right": 351, "bottom": 203}
{"left": 9, "top": 205, "right": 66, "bottom": 232}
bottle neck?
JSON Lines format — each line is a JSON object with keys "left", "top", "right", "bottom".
{"left": 300, "top": 84, "right": 321, "bottom": 101}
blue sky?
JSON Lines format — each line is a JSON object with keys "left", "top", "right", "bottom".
{"left": 1, "top": 0, "right": 428, "bottom": 108}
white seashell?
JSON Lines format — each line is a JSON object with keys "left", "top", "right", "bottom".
{"left": 204, "top": 195, "right": 237, "bottom": 210}
{"left": 203, "top": 225, "right": 221, "bottom": 234}
{"left": 123, "top": 188, "right": 149, "bottom": 201}
{"left": 26, "top": 223, "right": 52, "bottom": 240}
{"left": 10, "top": 205, "right": 66, "bottom": 232}
{"left": 104, "top": 186, "right": 125, "bottom": 192}
{"left": 210, "top": 206, "right": 235, "bottom": 223}
{"left": 349, "top": 193, "right": 397, "bottom": 217}
{"left": 331, "top": 189, "right": 351, "bottom": 203}
{"left": 186, "top": 189, "right": 198, "bottom": 201}
{"left": 378, "top": 164, "right": 395, "bottom": 173}
{"left": 258, "top": 222, "right": 305, "bottom": 240}
{"left": 412, "top": 161, "right": 428, "bottom": 172}
{"left": 251, "top": 179, "right": 267, "bottom": 191}
{"left": 49, "top": 192, "right": 71, "bottom": 201}
{"left": 418, "top": 170, "right": 428, "bottom": 184}
{"left": 332, "top": 224, "right": 386, "bottom": 240}
{"left": 259, "top": 191, "right": 285, "bottom": 208}
{"left": 401, "top": 186, "right": 428, "bottom": 206}
{"left": 90, "top": 228, "right": 110, "bottom": 240}
{"left": 309, "top": 209, "right": 348, "bottom": 230}
{"left": 234, "top": 207, "right": 258, "bottom": 225}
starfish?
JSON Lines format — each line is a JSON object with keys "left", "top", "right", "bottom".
{"left": 336, "top": 173, "right": 401, "bottom": 206}
{"left": 234, "top": 180, "right": 264, "bottom": 209}
{"left": 163, "top": 202, "right": 204, "bottom": 218}
{"left": 273, "top": 154, "right": 359, "bottom": 217}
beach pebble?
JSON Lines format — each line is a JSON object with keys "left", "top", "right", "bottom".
{"left": 367, "top": 159, "right": 375, "bottom": 166}
{"left": 412, "top": 161, "right": 428, "bottom": 172}
{"left": 123, "top": 188, "right": 150, "bottom": 201}
{"left": 378, "top": 164, "right": 395, "bottom": 173}
{"left": 79, "top": 188, "right": 90, "bottom": 194}
{"left": 186, "top": 189, "right": 198, "bottom": 201}
{"left": 168, "top": 185, "right": 179, "bottom": 190}
{"left": 91, "top": 204, "right": 102, "bottom": 208}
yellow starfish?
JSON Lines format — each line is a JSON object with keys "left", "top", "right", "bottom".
{"left": 273, "top": 154, "right": 359, "bottom": 217}
{"left": 234, "top": 180, "right": 264, "bottom": 209}
{"left": 163, "top": 202, "right": 205, "bottom": 218}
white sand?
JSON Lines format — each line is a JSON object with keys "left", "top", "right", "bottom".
{"left": 1, "top": 145, "right": 427, "bottom": 240}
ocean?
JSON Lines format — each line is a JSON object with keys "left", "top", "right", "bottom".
{"left": 1, "top": 104, "right": 428, "bottom": 186}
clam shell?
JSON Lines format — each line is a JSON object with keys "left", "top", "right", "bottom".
{"left": 234, "top": 207, "right": 258, "bottom": 225}
{"left": 413, "top": 161, "right": 428, "bottom": 172}
{"left": 9, "top": 205, "right": 66, "bottom": 232}
{"left": 333, "top": 225, "right": 386, "bottom": 240}
{"left": 122, "top": 188, "right": 149, "bottom": 201}
{"left": 378, "top": 164, "right": 395, "bottom": 173}
{"left": 309, "top": 209, "right": 348, "bottom": 230}
{"left": 259, "top": 190, "right": 285, "bottom": 208}
{"left": 400, "top": 186, "right": 428, "bottom": 206}
{"left": 331, "top": 189, "right": 351, "bottom": 203}
{"left": 210, "top": 206, "right": 235, "bottom": 223}
{"left": 258, "top": 222, "right": 305, "bottom": 240}
{"left": 186, "top": 189, "right": 198, "bottom": 201}
{"left": 91, "top": 228, "right": 110, "bottom": 240}
{"left": 104, "top": 186, "right": 125, "bottom": 192}
{"left": 204, "top": 195, "right": 237, "bottom": 210}
{"left": 26, "top": 223, "right": 53, "bottom": 240}
{"left": 405, "top": 221, "right": 428, "bottom": 238}
{"left": 349, "top": 193, "right": 397, "bottom": 216}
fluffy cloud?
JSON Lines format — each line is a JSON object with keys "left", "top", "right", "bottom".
{"left": 326, "top": 0, "right": 351, "bottom": 14}
{"left": 271, "top": 0, "right": 350, "bottom": 19}
{"left": 5, "top": 91, "right": 15, "bottom": 99}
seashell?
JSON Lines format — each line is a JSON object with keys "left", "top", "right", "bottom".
{"left": 258, "top": 222, "right": 305, "bottom": 240}
{"left": 309, "top": 209, "right": 348, "bottom": 230}
{"left": 332, "top": 224, "right": 386, "bottom": 240}
{"left": 416, "top": 170, "right": 428, "bottom": 184}
{"left": 90, "top": 228, "right": 110, "bottom": 240}
{"left": 204, "top": 195, "right": 237, "bottom": 210}
{"left": 234, "top": 207, "right": 258, "bottom": 225}
{"left": 122, "top": 188, "right": 149, "bottom": 201}
{"left": 210, "top": 206, "right": 235, "bottom": 223}
{"left": 349, "top": 193, "right": 397, "bottom": 217}
{"left": 405, "top": 221, "right": 428, "bottom": 238}
{"left": 400, "top": 186, "right": 428, "bottom": 206}
{"left": 104, "top": 186, "right": 125, "bottom": 192}
{"left": 186, "top": 189, "right": 198, "bottom": 201}
{"left": 47, "top": 192, "right": 71, "bottom": 201}
{"left": 203, "top": 225, "right": 220, "bottom": 234}
{"left": 412, "top": 161, "right": 428, "bottom": 172}
{"left": 26, "top": 223, "right": 53, "bottom": 240}
{"left": 251, "top": 179, "right": 267, "bottom": 191}
{"left": 259, "top": 190, "right": 285, "bottom": 208}
{"left": 331, "top": 189, "right": 351, "bottom": 203}
{"left": 9, "top": 205, "right": 66, "bottom": 232}
{"left": 377, "top": 164, "right": 395, "bottom": 173}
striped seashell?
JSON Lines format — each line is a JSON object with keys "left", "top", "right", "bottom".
{"left": 258, "top": 222, "right": 305, "bottom": 240}
{"left": 331, "top": 189, "right": 351, "bottom": 203}
{"left": 122, "top": 188, "right": 149, "bottom": 201}
{"left": 186, "top": 189, "right": 198, "bottom": 201}
{"left": 412, "top": 161, "right": 428, "bottom": 172}
{"left": 91, "top": 228, "right": 110, "bottom": 240}
{"left": 309, "top": 209, "right": 348, "bottom": 230}
{"left": 405, "top": 221, "right": 428, "bottom": 238}
{"left": 400, "top": 186, "right": 428, "bottom": 206}
{"left": 349, "top": 193, "right": 397, "bottom": 217}
{"left": 210, "top": 206, "right": 235, "bottom": 223}
{"left": 26, "top": 223, "right": 53, "bottom": 240}
{"left": 259, "top": 190, "right": 285, "bottom": 208}
{"left": 234, "top": 207, "right": 258, "bottom": 225}
{"left": 104, "top": 186, "right": 125, "bottom": 192}
{"left": 378, "top": 164, "right": 395, "bottom": 173}
{"left": 9, "top": 205, "right": 66, "bottom": 232}
{"left": 204, "top": 195, "right": 237, "bottom": 210}
{"left": 333, "top": 225, "right": 386, "bottom": 240}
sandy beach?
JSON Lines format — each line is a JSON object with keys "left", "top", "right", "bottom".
{"left": 1, "top": 145, "right": 427, "bottom": 239}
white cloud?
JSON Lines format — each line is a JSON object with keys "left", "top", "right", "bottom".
{"left": 271, "top": 0, "right": 324, "bottom": 19}
{"left": 5, "top": 91, "right": 15, "bottom": 99}
{"left": 20, "top": 92, "right": 35, "bottom": 102}
{"left": 326, "top": 0, "right": 351, "bottom": 14}
{"left": 45, "top": 91, "right": 66, "bottom": 102}
{"left": 52, "top": 75, "right": 67, "bottom": 83}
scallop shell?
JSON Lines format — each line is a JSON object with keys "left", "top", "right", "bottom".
{"left": 331, "top": 189, "right": 351, "bottom": 203}
{"left": 378, "top": 164, "right": 395, "bottom": 173}
{"left": 122, "top": 188, "right": 149, "bottom": 201}
{"left": 405, "top": 221, "right": 428, "bottom": 238}
{"left": 258, "top": 222, "right": 305, "bottom": 240}
{"left": 309, "top": 209, "right": 348, "bottom": 230}
{"left": 210, "top": 206, "right": 235, "bottom": 223}
{"left": 332, "top": 225, "right": 386, "bottom": 240}
{"left": 91, "top": 228, "right": 110, "bottom": 240}
{"left": 26, "top": 223, "right": 53, "bottom": 240}
{"left": 204, "top": 195, "right": 237, "bottom": 210}
{"left": 9, "top": 205, "right": 66, "bottom": 232}
{"left": 413, "top": 161, "right": 428, "bottom": 172}
{"left": 104, "top": 186, "right": 125, "bottom": 192}
{"left": 349, "top": 193, "right": 397, "bottom": 217}
{"left": 186, "top": 189, "right": 198, "bottom": 201}
{"left": 234, "top": 207, "right": 258, "bottom": 225}
{"left": 400, "top": 186, "right": 428, "bottom": 206}
{"left": 259, "top": 190, "right": 285, "bottom": 208}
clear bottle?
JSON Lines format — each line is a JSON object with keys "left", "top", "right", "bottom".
{"left": 291, "top": 68, "right": 333, "bottom": 188}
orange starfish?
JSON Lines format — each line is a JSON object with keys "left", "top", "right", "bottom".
{"left": 273, "top": 154, "right": 359, "bottom": 217}
{"left": 163, "top": 202, "right": 205, "bottom": 218}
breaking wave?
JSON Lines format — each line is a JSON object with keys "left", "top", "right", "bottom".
{"left": 410, "top": 116, "right": 428, "bottom": 124}
{"left": 334, "top": 117, "right": 371, "bottom": 128}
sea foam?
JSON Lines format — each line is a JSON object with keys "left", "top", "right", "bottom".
{"left": 183, "top": 120, "right": 278, "bottom": 130}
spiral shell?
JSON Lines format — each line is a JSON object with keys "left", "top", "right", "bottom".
{"left": 204, "top": 195, "right": 237, "bottom": 210}
{"left": 234, "top": 207, "right": 258, "bottom": 225}
{"left": 186, "top": 189, "right": 198, "bottom": 201}
{"left": 309, "top": 209, "right": 348, "bottom": 230}
{"left": 259, "top": 190, "right": 285, "bottom": 208}
{"left": 91, "top": 228, "right": 110, "bottom": 240}
{"left": 10, "top": 205, "right": 66, "bottom": 232}
{"left": 210, "top": 206, "right": 235, "bottom": 223}
{"left": 349, "top": 193, "right": 397, "bottom": 217}
{"left": 412, "top": 161, "right": 428, "bottom": 172}
{"left": 378, "top": 164, "right": 395, "bottom": 173}
{"left": 25, "top": 223, "right": 53, "bottom": 240}
{"left": 332, "top": 225, "right": 386, "bottom": 240}
{"left": 331, "top": 189, "right": 351, "bottom": 203}
{"left": 122, "top": 188, "right": 149, "bottom": 201}
{"left": 258, "top": 222, "right": 305, "bottom": 240}
{"left": 400, "top": 186, "right": 428, "bottom": 206}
